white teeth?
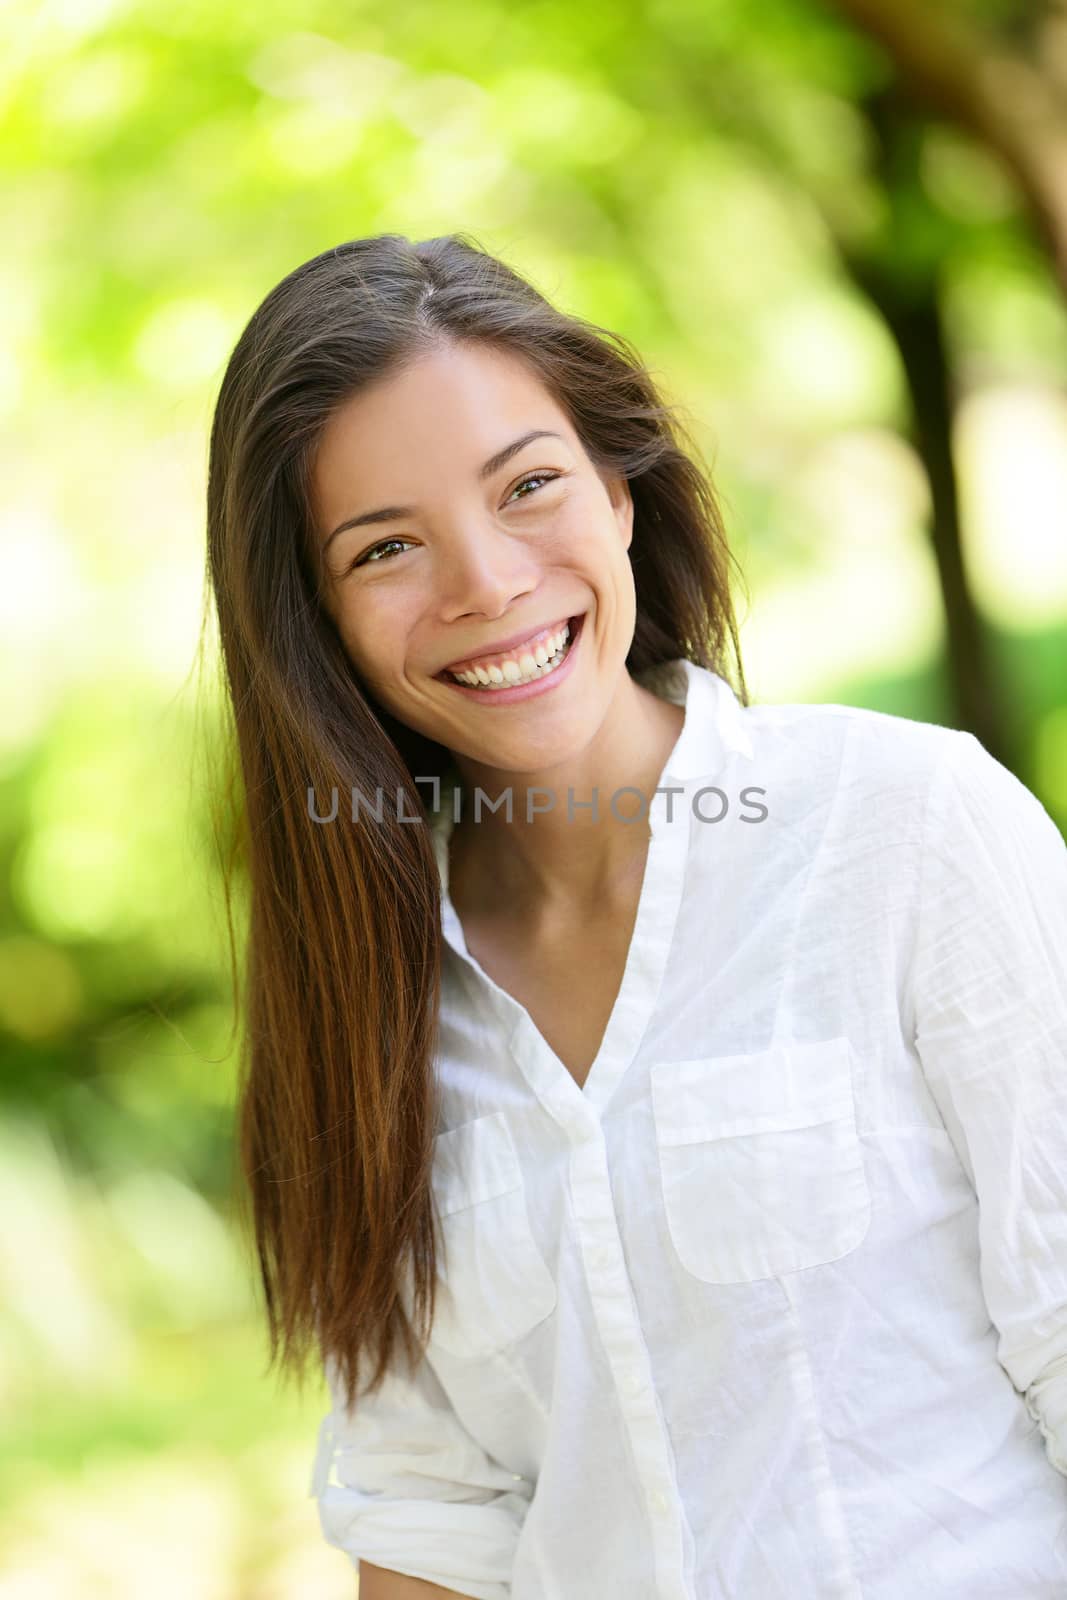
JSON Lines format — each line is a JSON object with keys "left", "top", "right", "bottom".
{"left": 449, "top": 621, "right": 573, "bottom": 689}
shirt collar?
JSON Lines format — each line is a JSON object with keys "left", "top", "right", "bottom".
{"left": 631, "top": 656, "right": 754, "bottom": 782}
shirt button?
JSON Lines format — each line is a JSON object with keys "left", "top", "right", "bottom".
{"left": 651, "top": 1489, "right": 670, "bottom": 1515}
{"left": 621, "top": 1369, "right": 643, "bottom": 1396}
{"left": 590, "top": 1245, "right": 613, "bottom": 1271}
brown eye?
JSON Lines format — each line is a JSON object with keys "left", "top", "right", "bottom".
{"left": 351, "top": 537, "right": 412, "bottom": 569}
{"left": 346, "top": 471, "right": 561, "bottom": 575}
{"left": 507, "top": 471, "right": 560, "bottom": 502}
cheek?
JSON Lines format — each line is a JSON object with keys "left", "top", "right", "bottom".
{"left": 541, "top": 501, "right": 610, "bottom": 565}
{"left": 568, "top": 513, "right": 632, "bottom": 578}
{"left": 331, "top": 601, "right": 386, "bottom": 671}
{"left": 335, "top": 594, "right": 417, "bottom": 682}
{"left": 567, "top": 485, "right": 623, "bottom": 539}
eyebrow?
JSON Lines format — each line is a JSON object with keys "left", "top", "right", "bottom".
{"left": 321, "top": 428, "right": 566, "bottom": 557}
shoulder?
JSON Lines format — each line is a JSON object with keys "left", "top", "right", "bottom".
{"left": 741, "top": 694, "right": 1065, "bottom": 889}
{"left": 736, "top": 693, "right": 959, "bottom": 823}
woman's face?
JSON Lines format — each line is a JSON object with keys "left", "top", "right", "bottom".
{"left": 309, "top": 339, "right": 636, "bottom": 776}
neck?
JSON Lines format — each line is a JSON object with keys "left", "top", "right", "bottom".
{"left": 445, "top": 673, "right": 685, "bottom": 922}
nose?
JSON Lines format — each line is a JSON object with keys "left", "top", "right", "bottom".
{"left": 436, "top": 520, "right": 540, "bottom": 622}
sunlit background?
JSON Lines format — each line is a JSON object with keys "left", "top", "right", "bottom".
{"left": 3, "top": 0, "right": 1067, "bottom": 1594}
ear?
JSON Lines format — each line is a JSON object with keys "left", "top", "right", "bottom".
{"left": 606, "top": 472, "right": 634, "bottom": 553}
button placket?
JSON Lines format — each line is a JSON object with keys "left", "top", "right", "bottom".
{"left": 569, "top": 1133, "right": 692, "bottom": 1597}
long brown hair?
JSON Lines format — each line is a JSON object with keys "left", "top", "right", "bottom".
{"left": 203, "top": 231, "right": 749, "bottom": 1413}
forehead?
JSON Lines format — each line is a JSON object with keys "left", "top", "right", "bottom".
{"left": 311, "top": 342, "right": 572, "bottom": 505}
{"left": 326, "top": 340, "right": 566, "bottom": 457}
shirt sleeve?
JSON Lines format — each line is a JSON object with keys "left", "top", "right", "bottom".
{"left": 308, "top": 1340, "right": 533, "bottom": 1599}
{"left": 911, "top": 727, "right": 1067, "bottom": 1476}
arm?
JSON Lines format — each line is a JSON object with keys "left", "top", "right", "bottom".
{"left": 310, "top": 1340, "right": 532, "bottom": 1600}
{"left": 358, "top": 1560, "right": 472, "bottom": 1598}
{"left": 911, "top": 729, "right": 1067, "bottom": 1473}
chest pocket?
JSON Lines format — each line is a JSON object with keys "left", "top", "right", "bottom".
{"left": 651, "top": 1036, "right": 871, "bottom": 1284}
{"left": 429, "top": 1111, "right": 557, "bottom": 1359}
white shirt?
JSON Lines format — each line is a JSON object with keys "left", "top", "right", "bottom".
{"left": 309, "top": 658, "right": 1067, "bottom": 1598}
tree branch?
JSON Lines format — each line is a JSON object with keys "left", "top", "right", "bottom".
{"left": 833, "top": 0, "right": 1067, "bottom": 294}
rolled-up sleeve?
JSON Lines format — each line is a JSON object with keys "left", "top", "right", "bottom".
{"left": 308, "top": 1343, "right": 533, "bottom": 1599}
{"left": 911, "top": 727, "right": 1067, "bottom": 1475}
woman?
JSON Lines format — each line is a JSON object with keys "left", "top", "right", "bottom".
{"left": 205, "top": 233, "right": 1067, "bottom": 1599}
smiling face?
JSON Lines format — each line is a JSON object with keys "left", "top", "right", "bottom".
{"left": 308, "top": 338, "right": 637, "bottom": 777}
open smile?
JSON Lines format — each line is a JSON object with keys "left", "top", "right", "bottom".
{"left": 435, "top": 612, "right": 586, "bottom": 705}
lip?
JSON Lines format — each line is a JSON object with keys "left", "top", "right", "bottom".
{"left": 437, "top": 612, "right": 586, "bottom": 702}
{"left": 439, "top": 614, "right": 575, "bottom": 675}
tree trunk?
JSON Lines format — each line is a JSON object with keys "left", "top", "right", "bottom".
{"left": 839, "top": 85, "right": 1014, "bottom": 766}
{"left": 849, "top": 253, "right": 1012, "bottom": 762}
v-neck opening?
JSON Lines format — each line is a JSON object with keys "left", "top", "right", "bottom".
{"left": 513, "top": 794, "right": 692, "bottom": 1115}
{"left": 428, "top": 661, "right": 740, "bottom": 1118}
